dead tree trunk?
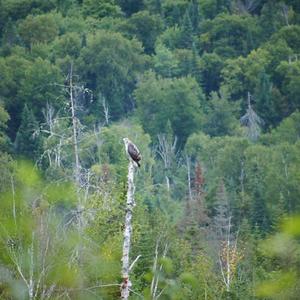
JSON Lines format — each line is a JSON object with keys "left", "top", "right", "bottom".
{"left": 121, "top": 161, "right": 136, "bottom": 299}
{"left": 186, "top": 155, "right": 193, "bottom": 201}
{"left": 69, "top": 63, "right": 81, "bottom": 189}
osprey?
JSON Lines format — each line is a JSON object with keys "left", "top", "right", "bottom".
{"left": 123, "top": 138, "right": 141, "bottom": 167}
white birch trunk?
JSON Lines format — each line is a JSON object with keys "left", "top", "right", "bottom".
{"left": 226, "top": 217, "right": 231, "bottom": 292}
{"left": 102, "top": 97, "right": 110, "bottom": 126}
{"left": 165, "top": 175, "right": 170, "bottom": 193}
{"left": 186, "top": 155, "right": 193, "bottom": 201}
{"left": 11, "top": 175, "right": 16, "bottom": 226}
{"left": 69, "top": 63, "right": 81, "bottom": 189}
{"left": 150, "top": 240, "right": 159, "bottom": 295}
{"left": 121, "top": 161, "right": 136, "bottom": 299}
{"left": 152, "top": 244, "right": 168, "bottom": 300}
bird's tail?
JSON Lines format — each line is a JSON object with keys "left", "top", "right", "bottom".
{"left": 137, "top": 161, "right": 141, "bottom": 168}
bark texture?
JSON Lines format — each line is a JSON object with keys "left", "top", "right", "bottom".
{"left": 121, "top": 161, "right": 136, "bottom": 299}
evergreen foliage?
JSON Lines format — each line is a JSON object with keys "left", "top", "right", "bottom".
{"left": 14, "top": 105, "right": 41, "bottom": 160}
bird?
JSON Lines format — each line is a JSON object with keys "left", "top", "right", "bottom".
{"left": 123, "top": 138, "right": 141, "bottom": 167}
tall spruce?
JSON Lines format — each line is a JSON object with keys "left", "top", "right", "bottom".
{"left": 181, "top": 8, "right": 194, "bottom": 49}
{"left": 255, "top": 71, "right": 276, "bottom": 127}
{"left": 15, "top": 104, "right": 41, "bottom": 160}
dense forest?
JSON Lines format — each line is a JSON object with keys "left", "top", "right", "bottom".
{"left": 0, "top": 0, "right": 300, "bottom": 299}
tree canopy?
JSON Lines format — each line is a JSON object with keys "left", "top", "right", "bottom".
{"left": 1, "top": 0, "right": 300, "bottom": 299}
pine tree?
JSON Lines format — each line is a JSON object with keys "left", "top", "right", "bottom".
{"left": 250, "top": 184, "right": 271, "bottom": 234}
{"left": 189, "top": 0, "right": 200, "bottom": 34}
{"left": 15, "top": 104, "right": 41, "bottom": 160}
{"left": 0, "top": 104, "right": 10, "bottom": 152}
{"left": 180, "top": 8, "right": 194, "bottom": 49}
{"left": 255, "top": 71, "right": 276, "bottom": 128}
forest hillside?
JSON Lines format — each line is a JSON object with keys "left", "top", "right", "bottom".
{"left": 0, "top": 0, "right": 300, "bottom": 299}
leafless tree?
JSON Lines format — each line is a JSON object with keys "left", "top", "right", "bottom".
{"left": 151, "top": 239, "right": 168, "bottom": 300}
{"left": 121, "top": 157, "right": 140, "bottom": 299}
{"left": 233, "top": 0, "right": 260, "bottom": 14}
{"left": 4, "top": 209, "right": 59, "bottom": 300}
{"left": 280, "top": 3, "right": 290, "bottom": 26}
{"left": 156, "top": 134, "right": 179, "bottom": 192}
{"left": 186, "top": 154, "right": 193, "bottom": 201}
{"left": 212, "top": 181, "right": 242, "bottom": 293}
{"left": 240, "top": 92, "right": 263, "bottom": 142}
{"left": 99, "top": 93, "right": 110, "bottom": 126}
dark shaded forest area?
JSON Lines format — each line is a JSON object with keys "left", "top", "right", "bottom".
{"left": 0, "top": 0, "right": 300, "bottom": 299}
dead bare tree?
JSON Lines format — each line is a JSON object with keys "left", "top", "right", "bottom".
{"left": 99, "top": 93, "right": 110, "bottom": 126}
{"left": 68, "top": 63, "right": 81, "bottom": 189}
{"left": 186, "top": 154, "right": 193, "bottom": 201}
{"left": 37, "top": 64, "right": 96, "bottom": 267}
{"left": 150, "top": 239, "right": 168, "bottom": 300}
{"left": 38, "top": 63, "right": 91, "bottom": 179}
{"left": 213, "top": 181, "right": 242, "bottom": 293}
{"left": 121, "top": 158, "right": 140, "bottom": 299}
{"left": 280, "top": 3, "right": 290, "bottom": 26}
{"left": 233, "top": 0, "right": 260, "bottom": 14}
{"left": 240, "top": 92, "right": 263, "bottom": 142}
{"left": 4, "top": 208, "right": 59, "bottom": 300}
{"left": 156, "top": 134, "right": 178, "bottom": 192}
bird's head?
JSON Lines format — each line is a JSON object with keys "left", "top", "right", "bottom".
{"left": 123, "top": 137, "right": 129, "bottom": 145}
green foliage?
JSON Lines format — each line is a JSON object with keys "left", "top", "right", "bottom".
{"left": 78, "top": 30, "right": 148, "bottom": 120}
{"left": 199, "top": 52, "right": 224, "bottom": 94}
{"left": 157, "top": 25, "right": 183, "bottom": 49}
{"left": 0, "top": 0, "right": 56, "bottom": 38}
{"left": 0, "top": 104, "right": 10, "bottom": 151}
{"left": 254, "top": 71, "right": 277, "bottom": 127}
{"left": 262, "top": 111, "right": 300, "bottom": 145}
{"left": 180, "top": 7, "right": 194, "bottom": 49}
{"left": 134, "top": 71, "right": 204, "bottom": 144}
{"left": 162, "top": 0, "right": 189, "bottom": 26}
{"left": 259, "top": 1, "right": 290, "bottom": 39}
{"left": 203, "top": 88, "right": 239, "bottom": 137}
{"left": 0, "top": 151, "right": 13, "bottom": 193}
{"left": 120, "top": 10, "right": 163, "bottom": 53}
{"left": 274, "top": 25, "right": 300, "bottom": 52}
{"left": 14, "top": 105, "right": 41, "bottom": 160}
{"left": 82, "top": 0, "right": 123, "bottom": 19}
{"left": 0, "top": 162, "right": 80, "bottom": 298}
{"left": 0, "top": 54, "right": 63, "bottom": 141}
{"left": 199, "top": 0, "right": 231, "bottom": 19}
{"left": 153, "top": 43, "right": 179, "bottom": 77}
{"left": 117, "top": 0, "right": 144, "bottom": 16}
{"left": 256, "top": 216, "right": 300, "bottom": 299}
{"left": 18, "top": 13, "right": 59, "bottom": 48}
{"left": 199, "top": 13, "right": 259, "bottom": 58}
{"left": 52, "top": 32, "right": 82, "bottom": 58}
{"left": 276, "top": 60, "right": 300, "bottom": 113}
{"left": 19, "top": 58, "right": 63, "bottom": 115}
{"left": 173, "top": 48, "right": 202, "bottom": 81}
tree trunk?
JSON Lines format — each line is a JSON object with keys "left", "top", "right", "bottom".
{"left": 186, "top": 155, "right": 193, "bottom": 201}
{"left": 121, "top": 161, "right": 136, "bottom": 299}
{"left": 69, "top": 63, "right": 81, "bottom": 189}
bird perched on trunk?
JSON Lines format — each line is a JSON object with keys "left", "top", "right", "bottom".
{"left": 123, "top": 138, "right": 141, "bottom": 167}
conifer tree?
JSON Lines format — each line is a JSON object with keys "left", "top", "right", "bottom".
{"left": 255, "top": 71, "right": 276, "bottom": 127}
{"left": 15, "top": 104, "right": 41, "bottom": 160}
{"left": 191, "top": 0, "right": 200, "bottom": 33}
{"left": 181, "top": 8, "right": 194, "bottom": 48}
{"left": 250, "top": 185, "right": 271, "bottom": 234}
{"left": 0, "top": 104, "right": 10, "bottom": 152}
